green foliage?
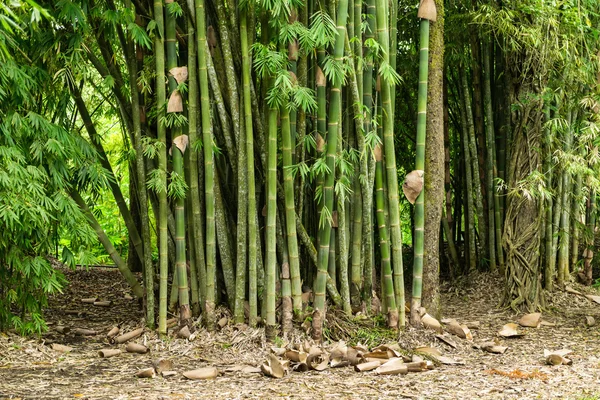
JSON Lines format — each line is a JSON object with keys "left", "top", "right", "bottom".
{"left": 0, "top": 4, "right": 103, "bottom": 334}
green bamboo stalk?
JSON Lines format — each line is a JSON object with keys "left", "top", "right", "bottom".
{"left": 214, "top": 170, "right": 236, "bottom": 307}
{"left": 328, "top": 215, "right": 337, "bottom": 288}
{"left": 166, "top": 2, "right": 190, "bottom": 322}
{"left": 312, "top": 0, "right": 350, "bottom": 341}
{"left": 288, "top": 36, "right": 298, "bottom": 162}
{"left": 482, "top": 38, "right": 497, "bottom": 272}
{"left": 71, "top": 190, "right": 143, "bottom": 299}
{"left": 154, "top": 0, "right": 169, "bottom": 327}
{"left": 458, "top": 69, "right": 477, "bottom": 273}
{"left": 551, "top": 165, "right": 563, "bottom": 289}
{"left": 361, "top": 0, "right": 376, "bottom": 313}
{"left": 461, "top": 65, "right": 485, "bottom": 270}
{"left": 195, "top": 0, "right": 216, "bottom": 330}
{"left": 187, "top": 9, "right": 205, "bottom": 316}
{"left": 337, "top": 194, "right": 351, "bottom": 314}
{"left": 281, "top": 104, "right": 303, "bottom": 316}
{"left": 265, "top": 90, "right": 278, "bottom": 340}
{"left": 377, "top": 0, "right": 406, "bottom": 327}
{"left": 127, "top": 32, "right": 156, "bottom": 328}
{"left": 571, "top": 157, "right": 582, "bottom": 270}
{"left": 408, "top": 1, "right": 434, "bottom": 325}
{"left": 234, "top": 87, "right": 248, "bottom": 324}
{"left": 240, "top": 8, "right": 258, "bottom": 327}
{"left": 389, "top": 0, "right": 397, "bottom": 119}
{"left": 353, "top": 0, "right": 362, "bottom": 100}
{"left": 558, "top": 110, "right": 575, "bottom": 287}
{"left": 543, "top": 106, "right": 554, "bottom": 291}
{"left": 374, "top": 145, "right": 398, "bottom": 328}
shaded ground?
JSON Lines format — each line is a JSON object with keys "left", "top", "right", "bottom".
{"left": 1, "top": 268, "right": 600, "bottom": 399}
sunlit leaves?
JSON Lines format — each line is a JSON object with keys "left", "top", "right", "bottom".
{"left": 128, "top": 22, "right": 152, "bottom": 49}
{"left": 310, "top": 10, "right": 337, "bottom": 48}
{"left": 378, "top": 61, "right": 402, "bottom": 86}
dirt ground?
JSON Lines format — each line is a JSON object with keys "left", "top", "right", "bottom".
{"left": 1, "top": 268, "right": 600, "bottom": 400}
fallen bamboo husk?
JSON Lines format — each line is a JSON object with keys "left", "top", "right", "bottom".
{"left": 126, "top": 343, "right": 149, "bottom": 354}
{"left": 362, "top": 350, "right": 390, "bottom": 360}
{"left": 177, "top": 325, "right": 191, "bottom": 339}
{"left": 81, "top": 297, "right": 97, "bottom": 304}
{"left": 376, "top": 358, "right": 408, "bottom": 375}
{"left": 73, "top": 328, "right": 97, "bottom": 336}
{"left": 329, "top": 341, "right": 348, "bottom": 358}
{"left": 261, "top": 354, "right": 286, "bottom": 378}
{"left": 518, "top": 313, "right": 542, "bottom": 328}
{"left": 414, "top": 346, "right": 442, "bottom": 356}
{"left": 422, "top": 313, "right": 443, "bottom": 333}
{"left": 107, "top": 326, "right": 120, "bottom": 338}
{"left": 136, "top": 368, "right": 155, "bottom": 378}
{"left": 480, "top": 342, "right": 508, "bottom": 354}
{"left": 330, "top": 358, "right": 349, "bottom": 368}
{"left": 271, "top": 347, "right": 286, "bottom": 356}
{"left": 445, "top": 321, "right": 473, "bottom": 340}
{"left": 161, "top": 370, "right": 177, "bottom": 377}
{"left": 543, "top": 348, "right": 572, "bottom": 365}
{"left": 373, "top": 343, "right": 402, "bottom": 358}
{"left": 406, "top": 361, "right": 428, "bottom": 372}
{"left": 93, "top": 300, "right": 112, "bottom": 307}
{"left": 585, "top": 294, "right": 600, "bottom": 305}
{"left": 292, "top": 361, "right": 309, "bottom": 372}
{"left": 347, "top": 347, "right": 361, "bottom": 366}
{"left": 56, "top": 326, "right": 70, "bottom": 335}
{"left": 431, "top": 354, "right": 464, "bottom": 365}
{"left": 152, "top": 359, "right": 173, "bottom": 373}
{"left": 112, "top": 327, "right": 143, "bottom": 344}
{"left": 354, "top": 360, "right": 382, "bottom": 372}
{"left": 51, "top": 343, "right": 73, "bottom": 353}
{"left": 435, "top": 334, "right": 457, "bottom": 348}
{"left": 546, "top": 354, "right": 572, "bottom": 365}
{"left": 241, "top": 366, "right": 262, "bottom": 374}
{"left": 498, "top": 323, "right": 525, "bottom": 338}
{"left": 98, "top": 349, "right": 121, "bottom": 358}
{"left": 285, "top": 349, "right": 307, "bottom": 363}
{"left": 183, "top": 367, "right": 218, "bottom": 380}
{"left": 307, "top": 349, "right": 329, "bottom": 371}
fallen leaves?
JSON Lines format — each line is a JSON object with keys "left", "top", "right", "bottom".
{"left": 518, "top": 313, "right": 542, "bottom": 328}
{"left": 498, "top": 323, "right": 525, "bottom": 338}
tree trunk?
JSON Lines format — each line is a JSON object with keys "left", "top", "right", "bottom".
{"left": 502, "top": 94, "right": 544, "bottom": 311}
{"left": 422, "top": 0, "right": 443, "bottom": 320}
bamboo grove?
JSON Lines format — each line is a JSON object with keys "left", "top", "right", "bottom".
{"left": 0, "top": 0, "right": 599, "bottom": 336}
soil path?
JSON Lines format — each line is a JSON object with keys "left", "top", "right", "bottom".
{"left": 0, "top": 269, "right": 599, "bottom": 399}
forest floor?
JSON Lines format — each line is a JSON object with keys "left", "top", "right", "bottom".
{"left": 1, "top": 268, "right": 600, "bottom": 400}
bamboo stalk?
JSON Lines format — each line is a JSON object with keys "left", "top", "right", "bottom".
{"left": 281, "top": 103, "right": 303, "bottom": 316}
{"left": 154, "top": 0, "right": 169, "bottom": 328}
{"left": 482, "top": 38, "right": 497, "bottom": 272}
{"left": 374, "top": 145, "right": 398, "bottom": 328}
{"left": 313, "top": 0, "right": 350, "bottom": 341}
{"left": 410, "top": 0, "right": 435, "bottom": 325}
{"left": 195, "top": 0, "right": 217, "bottom": 330}
{"left": 166, "top": 2, "right": 190, "bottom": 323}
{"left": 186, "top": 8, "right": 207, "bottom": 314}
{"left": 239, "top": 7, "right": 257, "bottom": 326}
